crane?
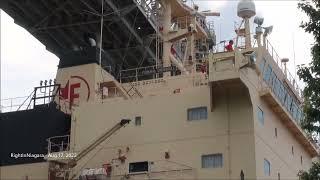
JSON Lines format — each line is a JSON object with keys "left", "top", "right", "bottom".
{"left": 51, "top": 119, "right": 131, "bottom": 180}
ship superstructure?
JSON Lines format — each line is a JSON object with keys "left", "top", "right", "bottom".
{"left": 0, "top": 0, "right": 318, "bottom": 180}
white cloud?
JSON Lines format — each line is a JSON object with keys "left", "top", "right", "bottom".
{"left": 1, "top": 11, "right": 59, "bottom": 99}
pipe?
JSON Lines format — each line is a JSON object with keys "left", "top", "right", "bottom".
{"left": 169, "top": 54, "right": 189, "bottom": 75}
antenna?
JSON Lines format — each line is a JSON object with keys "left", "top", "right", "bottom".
{"left": 237, "top": 0, "right": 256, "bottom": 49}
{"left": 0, "top": 9, "right": 2, "bottom": 112}
{"left": 99, "top": 0, "right": 104, "bottom": 68}
{"left": 292, "top": 32, "right": 297, "bottom": 79}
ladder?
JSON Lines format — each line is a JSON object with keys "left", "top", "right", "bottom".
{"left": 122, "top": 82, "right": 143, "bottom": 98}
{"left": 132, "top": 0, "right": 160, "bottom": 32}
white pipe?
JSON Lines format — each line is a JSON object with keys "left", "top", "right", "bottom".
{"left": 169, "top": 54, "right": 189, "bottom": 75}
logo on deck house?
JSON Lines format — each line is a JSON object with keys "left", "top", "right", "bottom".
{"left": 60, "top": 76, "right": 90, "bottom": 108}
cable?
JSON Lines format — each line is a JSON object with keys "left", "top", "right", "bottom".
{"left": 122, "top": 9, "right": 140, "bottom": 66}
{"left": 99, "top": 0, "right": 104, "bottom": 67}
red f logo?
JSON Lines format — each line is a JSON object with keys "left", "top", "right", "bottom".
{"left": 60, "top": 76, "right": 90, "bottom": 108}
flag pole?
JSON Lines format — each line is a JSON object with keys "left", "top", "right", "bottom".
{"left": 0, "top": 9, "right": 2, "bottom": 112}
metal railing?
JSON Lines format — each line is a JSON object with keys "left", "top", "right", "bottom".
{"left": 47, "top": 135, "right": 70, "bottom": 154}
{"left": 112, "top": 160, "right": 195, "bottom": 179}
{"left": 100, "top": 87, "right": 121, "bottom": 99}
{"left": 172, "top": 16, "right": 193, "bottom": 30}
{"left": 0, "top": 82, "right": 61, "bottom": 113}
{"left": 265, "top": 39, "right": 303, "bottom": 98}
{"left": 0, "top": 96, "right": 30, "bottom": 112}
{"left": 119, "top": 64, "right": 180, "bottom": 83}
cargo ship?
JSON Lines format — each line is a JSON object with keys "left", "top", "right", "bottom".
{"left": 0, "top": 0, "right": 318, "bottom": 179}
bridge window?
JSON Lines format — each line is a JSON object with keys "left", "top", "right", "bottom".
{"left": 129, "top": 161, "right": 149, "bottom": 173}
{"left": 292, "top": 146, "right": 294, "bottom": 156}
{"left": 279, "top": 84, "right": 286, "bottom": 104}
{"left": 257, "top": 107, "right": 264, "bottom": 125}
{"left": 285, "top": 95, "right": 292, "bottom": 113}
{"left": 264, "top": 159, "right": 271, "bottom": 176}
{"left": 263, "top": 65, "right": 272, "bottom": 83}
{"left": 201, "top": 154, "right": 223, "bottom": 168}
{"left": 259, "top": 59, "right": 266, "bottom": 72}
{"left": 188, "top": 107, "right": 208, "bottom": 121}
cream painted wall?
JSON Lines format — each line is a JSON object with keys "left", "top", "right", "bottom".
{"left": 70, "top": 80, "right": 256, "bottom": 179}
{"left": 238, "top": 50, "right": 313, "bottom": 180}
{"left": 0, "top": 162, "right": 49, "bottom": 180}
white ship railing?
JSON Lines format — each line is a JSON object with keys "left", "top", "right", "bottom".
{"left": 47, "top": 135, "right": 70, "bottom": 154}
{"left": 265, "top": 39, "right": 303, "bottom": 98}
{"left": 112, "top": 160, "right": 196, "bottom": 179}
{"left": 0, "top": 96, "right": 30, "bottom": 112}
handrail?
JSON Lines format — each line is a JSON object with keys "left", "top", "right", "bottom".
{"left": 265, "top": 39, "right": 303, "bottom": 99}
{"left": 0, "top": 94, "right": 33, "bottom": 113}
{"left": 47, "top": 135, "right": 70, "bottom": 154}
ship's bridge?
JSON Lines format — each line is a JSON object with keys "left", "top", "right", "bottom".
{"left": 208, "top": 37, "right": 318, "bottom": 157}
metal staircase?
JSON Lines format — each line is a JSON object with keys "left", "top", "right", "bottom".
{"left": 132, "top": 0, "right": 161, "bottom": 32}
{"left": 122, "top": 83, "right": 143, "bottom": 98}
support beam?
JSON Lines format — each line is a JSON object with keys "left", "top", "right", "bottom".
{"left": 105, "top": 0, "right": 156, "bottom": 61}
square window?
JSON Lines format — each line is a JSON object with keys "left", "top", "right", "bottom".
{"left": 135, "top": 116, "right": 142, "bottom": 126}
{"left": 259, "top": 59, "right": 266, "bottom": 72}
{"left": 264, "top": 159, "right": 271, "bottom": 176}
{"left": 187, "top": 107, "right": 208, "bottom": 121}
{"left": 129, "top": 161, "right": 148, "bottom": 173}
{"left": 257, "top": 107, "right": 264, "bottom": 125}
{"left": 201, "top": 154, "right": 223, "bottom": 168}
{"left": 263, "top": 65, "right": 272, "bottom": 82}
{"left": 292, "top": 146, "right": 294, "bottom": 156}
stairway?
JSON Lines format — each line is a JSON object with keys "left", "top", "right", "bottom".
{"left": 132, "top": 0, "right": 160, "bottom": 32}
{"left": 122, "top": 82, "right": 143, "bottom": 98}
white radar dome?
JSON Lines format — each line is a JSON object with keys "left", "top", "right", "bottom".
{"left": 237, "top": 0, "right": 256, "bottom": 18}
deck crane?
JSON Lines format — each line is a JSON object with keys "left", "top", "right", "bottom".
{"left": 51, "top": 119, "right": 131, "bottom": 180}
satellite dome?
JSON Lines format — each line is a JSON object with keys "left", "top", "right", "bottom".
{"left": 237, "top": 0, "right": 256, "bottom": 18}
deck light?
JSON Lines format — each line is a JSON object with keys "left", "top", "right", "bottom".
{"left": 254, "top": 16, "right": 264, "bottom": 26}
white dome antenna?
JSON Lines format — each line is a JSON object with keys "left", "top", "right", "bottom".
{"left": 236, "top": 0, "right": 256, "bottom": 49}
{"left": 237, "top": 0, "right": 256, "bottom": 18}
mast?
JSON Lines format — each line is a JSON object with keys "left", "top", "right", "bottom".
{"left": 0, "top": 9, "right": 2, "bottom": 113}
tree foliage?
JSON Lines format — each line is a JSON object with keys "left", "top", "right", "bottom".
{"left": 297, "top": 0, "right": 320, "bottom": 135}
{"left": 298, "top": 162, "right": 320, "bottom": 180}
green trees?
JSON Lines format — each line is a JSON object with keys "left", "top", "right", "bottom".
{"left": 298, "top": 162, "right": 320, "bottom": 180}
{"left": 297, "top": 1, "right": 320, "bottom": 179}
{"left": 297, "top": 0, "right": 320, "bottom": 136}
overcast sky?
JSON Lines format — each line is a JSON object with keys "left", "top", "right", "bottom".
{"left": 0, "top": 1, "right": 314, "bottom": 102}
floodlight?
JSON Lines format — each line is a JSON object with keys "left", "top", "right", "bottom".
{"left": 254, "top": 16, "right": 264, "bottom": 26}
{"left": 255, "top": 26, "right": 263, "bottom": 34}
{"left": 263, "top": 26, "right": 273, "bottom": 36}
{"left": 281, "top": 58, "right": 289, "bottom": 63}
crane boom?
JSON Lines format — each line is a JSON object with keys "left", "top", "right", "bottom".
{"left": 64, "top": 119, "right": 130, "bottom": 180}
{"left": 74, "top": 119, "right": 130, "bottom": 163}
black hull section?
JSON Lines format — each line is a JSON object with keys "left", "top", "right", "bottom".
{"left": 0, "top": 104, "right": 70, "bottom": 166}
